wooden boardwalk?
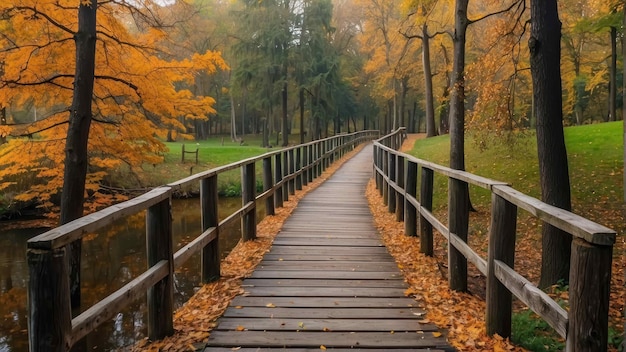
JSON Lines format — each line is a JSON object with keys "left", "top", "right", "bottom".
{"left": 204, "top": 145, "right": 455, "bottom": 351}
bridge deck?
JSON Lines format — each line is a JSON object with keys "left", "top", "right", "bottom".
{"left": 204, "top": 145, "right": 454, "bottom": 351}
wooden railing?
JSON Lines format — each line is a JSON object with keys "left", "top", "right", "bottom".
{"left": 27, "top": 130, "right": 379, "bottom": 351}
{"left": 373, "top": 128, "right": 616, "bottom": 351}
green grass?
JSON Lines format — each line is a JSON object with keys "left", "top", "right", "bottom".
{"left": 409, "top": 122, "right": 624, "bottom": 350}
{"left": 410, "top": 122, "right": 624, "bottom": 228}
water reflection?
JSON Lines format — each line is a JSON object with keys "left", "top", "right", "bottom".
{"left": 0, "top": 196, "right": 264, "bottom": 351}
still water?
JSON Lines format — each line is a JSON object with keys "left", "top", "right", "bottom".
{"left": 0, "top": 197, "right": 262, "bottom": 351}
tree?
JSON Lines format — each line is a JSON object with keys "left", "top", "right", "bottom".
{"left": 0, "top": 0, "right": 226, "bottom": 305}
{"left": 529, "top": 0, "right": 573, "bottom": 287}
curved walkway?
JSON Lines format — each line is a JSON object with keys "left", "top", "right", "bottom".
{"left": 204, "top": 144, "right": 454, "bottom": 351}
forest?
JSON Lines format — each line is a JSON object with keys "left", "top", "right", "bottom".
{"left": 0, "top": 0, "right": 622, "bottom": 219}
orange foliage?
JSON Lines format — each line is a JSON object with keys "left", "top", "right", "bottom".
{"left": 0, "top": 0, "right": 227, "bottom": 213}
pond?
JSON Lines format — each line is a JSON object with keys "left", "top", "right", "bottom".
{"left": 0, "top": 196, "right": 262, "bottom": 351}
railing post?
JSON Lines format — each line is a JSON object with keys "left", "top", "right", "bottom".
{"left": 263, "top": 157, "right": 275, "bottom": 216}
{"left": 322, "top": 141, "right": 328, "bottom": 171}
{"left": 302, "top": 146, "right": 309, "bottom": 187}
{"left": 296, "top": 147, "right": 302, "bottom": 190}
{"left": 486, "top": 193, "right": 517, "bottom": 337}
{"left": 28, "top": 247, "right": 71, "bottom": 352}
{"left": 448, "top": 178, "right": 469, "bottom": 291}
{"left": 274, "top": 153, "right": 283, "bottom": 209}
{"left": 382, "top": 150, "right": 389, "bottom": 204}
{"left": 395, "top": 155, "right": 405, "bottom": 221}
{"left": 200, "top": 175, "right": 220, "bottom": 282}
{"left": 388, "top": 152, "right": 396, "bottom": 214}
{"left": 567, "top": 239, "right": 613, "bottom": 351}
{"left": 317, "top": 142, "right": 322, "bottom": 176}
{"left": 308, "top": 144, "right": 314, "bottom": 182}
{"left": 419, "top": 167, "right": 434, "bottom": 255}
{"left": 405, "top": 160, "right": 418, "bottom": 237}
{"left": 241, "top": 162, "right": 256, "bottom": 241}
{"left": 146, "top": 196, "right": 174, "bottom": 340}
{"left": 288, "top": 149, "right": 296, "bottom": 195}
{"left": 374, "top": 146, "right": 381, "bottom": 190}
{"left": 282, "top": 151, "right": 289, "bottom": 202}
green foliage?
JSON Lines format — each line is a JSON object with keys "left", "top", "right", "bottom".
{"left": 511, "top": 309, "right": 565, "bottom": 351}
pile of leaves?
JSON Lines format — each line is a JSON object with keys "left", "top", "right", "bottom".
{"left": 131, "top": 144, "right": 367, "bottom": 352}
{"left": 366, "top": 180, "right": 526, "bottom": 352}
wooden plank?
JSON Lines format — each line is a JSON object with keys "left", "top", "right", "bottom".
{"left": 241, "top": 286, "right": 407, "bottom": 297}
{"left": 492, "top": 185, "right": 616, "bottom": 245}
{"left": 240, "top": 278, "right": 407, "bottom": 288}
{"left": 71, "top": 260, "right": 169, "bottom": 345}
{"left": 213, "top": 318, "right": 438, "bottom": 332}
{"left": 207, "top": 331, "right": 450, "bottom": 349}
{"left": 493, "top": 260, "right": 568, "bottom": 338}
{"left": 205, "top": 348, "right": 447, "bottom": 352}
{"left": 223, "top": 307, "right": 425, "bottom": 319}
{"left": 272, "top": 238, "right": 383, "bottom": 246}
{"left": 266, "top": 246, "right": 390, "bottom": 255}
{"left": 262, "top": 254, "right": 393, "bottom": 261}
{"left": 249, "top": 270, "right": 404, "bottom": 280}
{"left": 230, "top": 296, "right": 418, "bottom": 308}
{"left": 28, "top": 187, "right": 171, "bottom": 250}
{"left": 257, "top": 261, "right": 398, "bottom": 271}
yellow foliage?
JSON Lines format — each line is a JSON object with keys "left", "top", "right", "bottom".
{"left": 0, "top": 0, "right": 227, "bottom": 215}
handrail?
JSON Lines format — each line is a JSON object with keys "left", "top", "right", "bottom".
{"left": 373, "top": 129, "right": 615, "bottom": 352}
{"left": 27, "top": 130, "right": 380, "bottom": 351}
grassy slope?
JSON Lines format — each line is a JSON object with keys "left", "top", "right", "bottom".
{"left": 410, "top": 121, "right": 624, "bottom": 233}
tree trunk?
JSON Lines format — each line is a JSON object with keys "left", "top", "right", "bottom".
{"left": 0, "top": 107, "right": 6, "bottom": 145}
{"left": 422, "top": 24, "right": 437, "bottom": 137}
{"left": 439, "top": 43, "right": 451, "bottom": 135}
{"left": 400, "top": 77, "right": 408, "bottom": 129}
{"left": 281, "top": 79, "right": 288, "bottom": 147}
{"left": 59, "top": 0, "right": 97, "bottom": 309}
{"left": 529, "top": 0, "right": 572, "bottom": 288}
{"left": 448, "top": 0, "right": 470, "bottom": 293}
{"left": 230, "top": 94, "right": 238, "bottom": 142}
{"left": 609, "top": 26, "right": 617, "bottom": 122}
{"left": 299, "top": 88, "right": 305, "bottom": 144}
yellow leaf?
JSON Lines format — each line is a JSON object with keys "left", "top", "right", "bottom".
{"left": 266, "top": 303, "right": 276, "bottom": 308}
{"left": 320, "top": 346, "right": 327, "bottom": 350}
{"left": 235, "top": 326, "right": 245, "bottom": 331}
{"left": 432, "top": 332, "right": 442, "bottom": 337}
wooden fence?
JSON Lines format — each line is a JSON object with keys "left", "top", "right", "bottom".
{"left": 373, "top": 128, "right": 616, "bottom": 351}
{"left": 27, "top": 130, "right": 379, "bottom": 351}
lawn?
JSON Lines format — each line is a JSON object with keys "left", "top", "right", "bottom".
{"left": 408, "top": 121, "right": 624, "bottom": 350}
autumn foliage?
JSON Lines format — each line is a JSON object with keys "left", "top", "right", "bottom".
{"left": 0, "top": 0, "right": 226, "bottom": 213}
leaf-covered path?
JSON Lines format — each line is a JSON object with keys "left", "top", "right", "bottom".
{"left": 203, "top": 144, "right": 455, "bottom": 351}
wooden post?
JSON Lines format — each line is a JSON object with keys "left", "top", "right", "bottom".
{"left": 241, "top": 162, "right": 257, "bottom": 241}
{"left": 388, "top": 152, "right": 396, "bottom": 214}
{"left": 28, "top": 247, "right": 72, "bottom": 352}
{"left": 195, "top": 148, "right": 199, "bottom": 164}
{"left": 282, "top": 151, "right": 289, "bottom": 202}
{"left": 567, "top": 238, "right": 612, "bottom": 351}
{"left": 322, "top": 141, "right": 328, "bottom": 171}
{"left": 405, "top": 161, "right": 418, "bottom": 237}
{"left": 181, "top": 144, "right": 185, "bottom": 163}
{"left": 274, "top": 153, "right": 283, "bottom": 208}
{"left": 302, "top": 146, "right": 309, "bottom": 186}
{"left": 263, "top": 157, "right": 275, "bottom": 216}
{"left": 288, "top": 149, "right": 296, "bottom": 195}
{"left": 395, "top": 155, "right": 405, "bottom": 221}
{"left": 296, "top": 147, "right": 302, "bottom": 190}
{"left": 382, "top": 150, "right": 388, "bottom": 201}
{"left": 307, "top": 145, "right": 314, "bottom": 183}
{"left": 486, "top": 193, "right": 517, "bottom": 337}
{"left": 200, "top": 175, "right": 220, "bottom": 283}
{"left": 374, "top": 147, "right": 381, "bottom": 190}
{"left": 419, "top": 167, "right": 434, "bottom": 256}
{"left": 317, "top": 142, "right": 322, "bottom": 176}
{"left": 146, "top": 197, "right": 174, "bottom": 340}
{"left": 448, "top": 178, "right": 469, "bottom": 291}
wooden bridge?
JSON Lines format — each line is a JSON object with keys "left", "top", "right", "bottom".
{"left": 204, "top": 144, "right": 454, "bottom": 351}
{"left": 26, "top": 129, "right": 617, "bottom": 352}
